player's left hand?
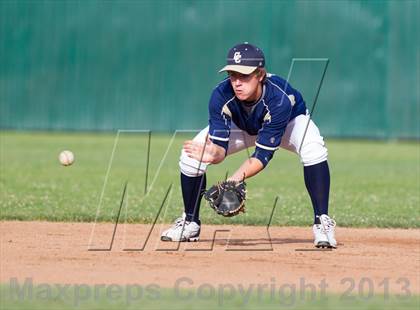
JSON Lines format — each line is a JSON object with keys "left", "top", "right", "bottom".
{"left": 204, "top": 180, "right": 247, "bottom": 217}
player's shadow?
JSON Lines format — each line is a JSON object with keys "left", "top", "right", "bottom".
{"left": 200, "top": 238, "right": 313, "bottom": 246}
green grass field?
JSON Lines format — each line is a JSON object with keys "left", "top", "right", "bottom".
{"left": 1, "top": 131, "right": 419, "bottom": 310}
{"left": 0, "top": 131, "right": 419, "bottom": 228}
{"left": 1, "top": 284, "right": 419, "bottom": 310}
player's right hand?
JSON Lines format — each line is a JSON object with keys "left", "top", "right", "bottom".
{"left": 183, "top": 137, "right": 225, "bottom": 164}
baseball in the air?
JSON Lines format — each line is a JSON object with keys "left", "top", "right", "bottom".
{"left": 59, "top": 150, "right": 75, "bottom": 166}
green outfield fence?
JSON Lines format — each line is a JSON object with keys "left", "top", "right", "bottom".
{"left": 0, "top": 0, "right": 418, "bottom": 139}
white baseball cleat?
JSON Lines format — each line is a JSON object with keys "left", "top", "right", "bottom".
{"left": 313, "top": 224, "right": 329, "bottom": 247}
{"left": 313, "top": 214, "right": 337, "bottom": 248}
{"left": 161, "top": 216, "right": 200, "bottom": 242}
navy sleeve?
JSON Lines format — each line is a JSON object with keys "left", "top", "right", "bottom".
{"left": 251, "top": 147, "right": 275, "bottom": 167}
{"left": 252, "top": 94, "right": 292, "bottom": 167}
{"left": 208, "top": 88, "right": 231, "bottom": 152}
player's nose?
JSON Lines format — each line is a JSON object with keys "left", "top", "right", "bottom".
{"left": 233, "top": 78, "right": 242, "bottom": 87}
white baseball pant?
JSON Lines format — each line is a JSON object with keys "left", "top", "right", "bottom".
{"left": 180, "top": 113, "right": 328, "bottom": 177}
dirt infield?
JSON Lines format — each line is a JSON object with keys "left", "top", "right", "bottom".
{"left": 1, "top": 221, "right": 419, "bottom": 294}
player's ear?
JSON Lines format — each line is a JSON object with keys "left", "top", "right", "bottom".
{"left": 257, "top": 68, "right": 266, "bottom": 82}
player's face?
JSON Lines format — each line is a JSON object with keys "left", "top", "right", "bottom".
{"left": 228, "top": 70, "right": 263, "bottom": 102}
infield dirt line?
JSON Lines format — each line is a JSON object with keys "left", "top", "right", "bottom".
{"left": 1, "top": 221, "right": 419, "bottom": 294}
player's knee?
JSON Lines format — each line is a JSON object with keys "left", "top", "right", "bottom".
{"left": 179, "top": 151, "right": 208, "bottom": 177}
{"left": 300, "top": 141, "right": 328, "bottom": 166}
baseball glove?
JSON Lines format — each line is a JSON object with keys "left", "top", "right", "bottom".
{"left": 204, "top": 180, "right": 247, "bottom": 217}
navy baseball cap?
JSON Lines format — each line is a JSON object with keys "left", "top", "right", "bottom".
{"left": 219, "top": 42, "right": 265, "bottom": 74}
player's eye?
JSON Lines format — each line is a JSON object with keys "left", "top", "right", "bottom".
{"left": 228, "top": 72, "right": 250, "bottom": 80}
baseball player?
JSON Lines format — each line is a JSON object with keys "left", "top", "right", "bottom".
{"left": 161, "top": 42, "right": 337, "bottom": 248}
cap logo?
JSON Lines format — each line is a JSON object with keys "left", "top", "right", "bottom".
{"left": 233, "top": 52, "right": 242, "bottom": 64}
